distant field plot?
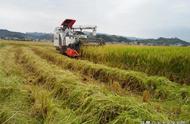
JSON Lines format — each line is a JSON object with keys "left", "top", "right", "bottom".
{"left": 0, "top": 40, "right": 190, "bottom": 123}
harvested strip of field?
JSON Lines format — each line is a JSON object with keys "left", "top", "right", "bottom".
{"left": 0, "top": 47, "right": 39, "bottom": 124}
{"left": 31, "top": 46, "right": 190, "bottom": 102}
{"left": 0, "top": 46, "right": 82, "bottom": 123}
{"left": 16, "top": 47, "right": 172, "bottom": 123}
{"left": 24, "top": 85, "right": 82, "bottom": 124}
{"left": 80, "top": 45, "right": 190, "bottom": 84}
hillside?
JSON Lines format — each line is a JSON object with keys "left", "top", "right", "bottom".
{"left": 0, "top": 29, "right": 52, "bottom": 41}
{"left": 136, "top": 37, "right": 190, "bottom": 46}
{"left": 0, "top": 29, "right": 189, "bottom": 46}
{"left": 96, "top": 34, "right": 190, "bottom": 46}
{"left": 0, "top": 29, "right": 26, "bottom": 40}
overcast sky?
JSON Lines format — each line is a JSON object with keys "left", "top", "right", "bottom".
{"left": 0, "top": 0, "right": 190, "bottom": 41}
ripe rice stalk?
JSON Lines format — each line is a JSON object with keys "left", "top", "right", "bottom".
{"left": 80, "top": 45, "right": 190, "bottom": 84}
{"left": 31, "top": 46, "right": 190, "bottom": 101}
{"left": 16, "top": 47, "right": 170, "bottom": 123}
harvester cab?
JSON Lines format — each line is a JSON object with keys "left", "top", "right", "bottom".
{"left": 53, "top": 19, "right": 101, "bottom": 58}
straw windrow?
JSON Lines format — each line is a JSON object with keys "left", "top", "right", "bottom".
{"left": 31, "top": 46, "right": 190, "bottom": 101}
{"left": 16, "top": 47, "right": 169, "bottom": 123}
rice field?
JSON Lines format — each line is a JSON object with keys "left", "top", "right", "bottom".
{"left": 81, "top": 45, "right": 190, "bottom": 84}
{"left": 0, "top": 40, "right": 190, "bottom": 124}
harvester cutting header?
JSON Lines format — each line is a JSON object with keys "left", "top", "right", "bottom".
{"left": 53, "top": 19, "right": 102, "bottom": 57}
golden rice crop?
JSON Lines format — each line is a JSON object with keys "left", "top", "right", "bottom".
{"left": 1, "top": 40, "right": 190, "bottom": 123}
{"left": 31, "top": 46, "right": 190, "bottom": 101}
{"left": 16, "top": 47, "right": 171, "bottom": 123}
{"left": 81, "top": 45, "right": 190, "bottom": 84}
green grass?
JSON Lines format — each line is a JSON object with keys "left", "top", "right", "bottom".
{"left": 81, "top": 45, "right": 190, "bottom": 84}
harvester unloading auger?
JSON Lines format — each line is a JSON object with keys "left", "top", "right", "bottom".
{"left": 53, "top": 19, "right": 104, "bottom": 57}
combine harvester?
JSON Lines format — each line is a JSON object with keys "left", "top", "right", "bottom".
{"left": 53, "top": 19, "right": 104, "bottom": 57}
